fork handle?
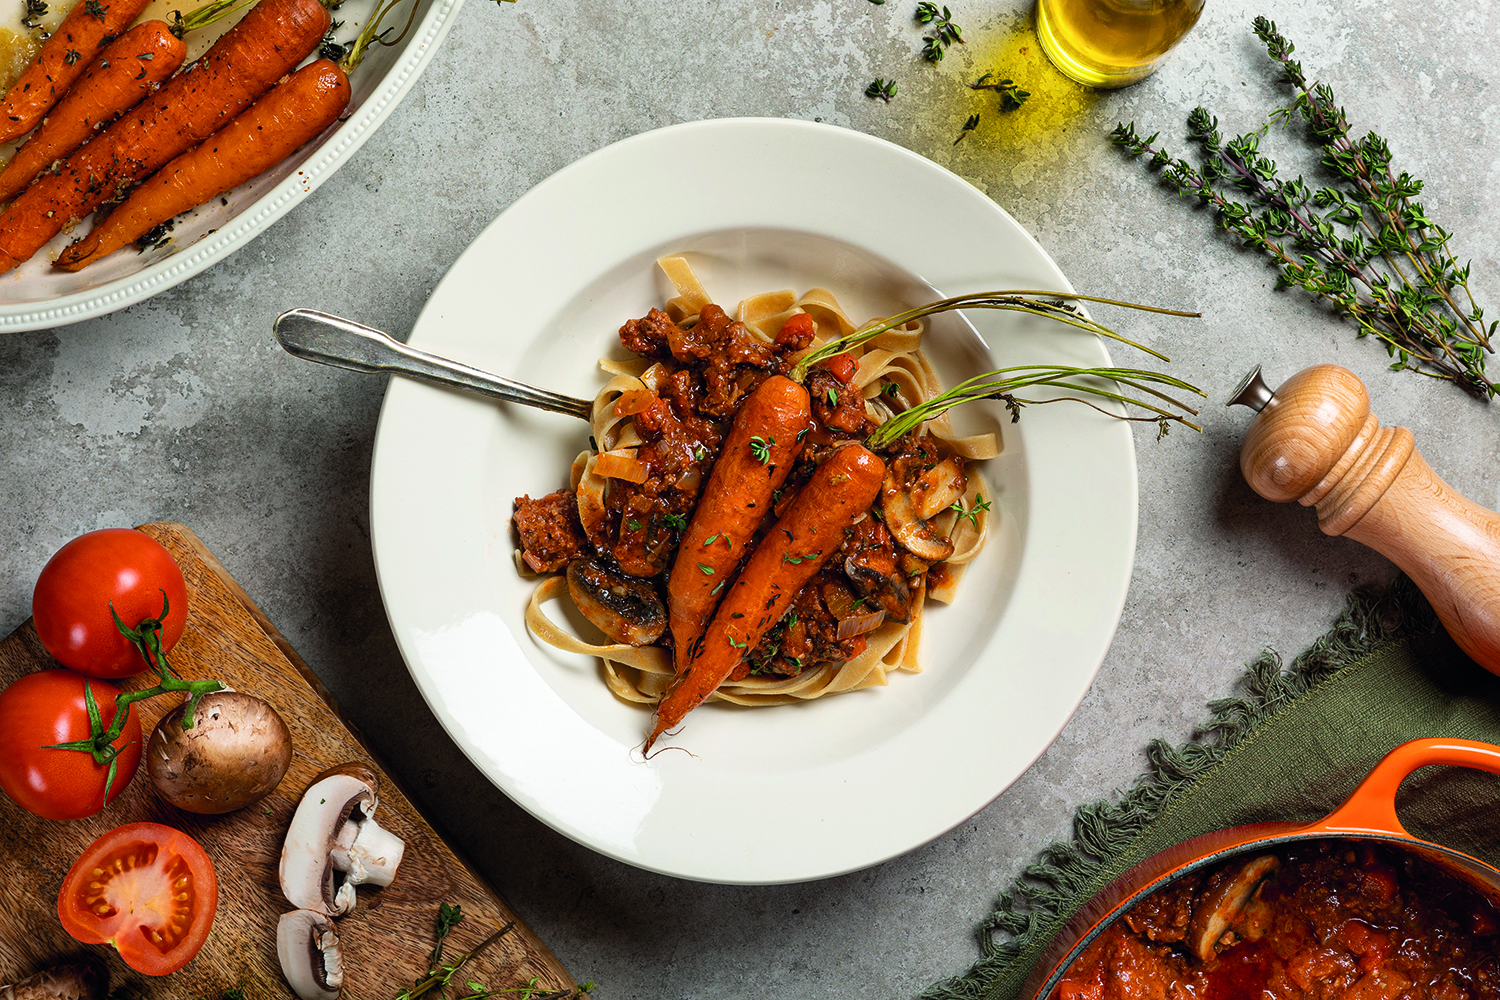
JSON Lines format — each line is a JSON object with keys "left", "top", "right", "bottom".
{"left": 273, "top": 308, "right": 594, "bottom": 422}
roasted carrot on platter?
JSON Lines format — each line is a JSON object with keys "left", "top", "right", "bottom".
{"left": 0, "top": 0, "right": 154, "bottom": 143}
{"left": 54, "top": 58, "right": 350, "bottom": 270}
{"left": 646, "top": 443, "right": 887, "bottom": 751}
{"left": 0, "top": 0, "right": 329, "bottom": 273}
{"left": 0, "top": 22, "right": 186, "bottom": 203}
{"left": 666, "top": 374, "right": 812, "bottom": 674}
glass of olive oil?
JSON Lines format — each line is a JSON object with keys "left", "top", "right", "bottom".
{"left": 1036, "top": 0, "right": 1206, "bottom": 88}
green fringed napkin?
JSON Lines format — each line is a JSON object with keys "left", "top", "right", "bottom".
{"left": 924, "top": 578, "right": 1500, "bottom": 1000}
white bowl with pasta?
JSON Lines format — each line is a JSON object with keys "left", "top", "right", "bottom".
{"left": 369, "top": 118, "right": 1138, "bottom": 884}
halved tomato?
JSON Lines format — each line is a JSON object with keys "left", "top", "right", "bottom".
{"left": 58, "top": 823, "right": 218, "bottom": 975}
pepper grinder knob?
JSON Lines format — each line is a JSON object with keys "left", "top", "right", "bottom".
{"left": 1231, "top": 363, "right": 1500, "bottom": 675}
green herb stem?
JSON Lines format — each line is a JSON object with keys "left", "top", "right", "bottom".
{"left": 1112, "top": 16, "right": 1495, "bottom": 398}
{"left": 865, "top": 364, "right": 1206, "bottom": 450}
{"left": 790, "top": 290, "right": 1198, "bottom": 383}
{"left": 399, "top": 923, "right": 516, "bottom": 1000}
{"left": 168, "top": 0, "right": 257, "bottom": 37}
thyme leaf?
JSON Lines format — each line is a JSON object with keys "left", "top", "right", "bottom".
{"left": 950, "top": 492, "right": 991, "bottom": 526}
{"left": 22, "top": 0, "right": 47, "bottom": 29}
{"left": 748, "top": 435, "right": 775, "bottom": 464}
{"left": 915, "top": 1, "right": 963, "bottom": 61}
{"left": 970, "top": 73, "right": 1030, "bottom": 111}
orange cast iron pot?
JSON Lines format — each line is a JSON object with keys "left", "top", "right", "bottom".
{"left": 1022, "top": 737, "right": 1500, "bottom": 999}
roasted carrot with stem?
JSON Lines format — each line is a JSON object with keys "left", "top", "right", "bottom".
{"left": 667, "top": 375, "right": 812, "bottom": 674}
{"left": 55, "top": 58, "right": 350, "bottom": 270}
{"left": 50, "top": 0, "right": 441, "bottom": 270}
{"left": 0, "top": 22, "right": 186, "bottom": 203}
{"left": 0, "top": 0, "right": 330, "bottom": 273}
{"left": 0, "top": 0, "right": 153, "bottom": 144}
{"left": 645, "top": 444, "right": 887, "bottom": 752}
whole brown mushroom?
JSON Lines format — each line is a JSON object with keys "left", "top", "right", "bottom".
{"left": 147, "top": 690, "right": 293, "bottom": 813}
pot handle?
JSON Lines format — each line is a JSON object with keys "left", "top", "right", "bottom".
{"left": 1301, "top": 738, "right": 1500, "bottom": 838}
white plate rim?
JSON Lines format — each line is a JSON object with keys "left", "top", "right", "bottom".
{"left": 0, "top": 0, "right": 464, "bottom": 332}
{"left": 369, "top": 117, "right": 1138, "bottom": 884}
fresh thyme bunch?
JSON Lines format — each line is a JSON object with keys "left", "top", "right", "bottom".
{"left": 1112, "top": 17, "right": 1496, "bottom": 399}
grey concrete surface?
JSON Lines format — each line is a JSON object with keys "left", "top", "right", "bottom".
{"left": 3, "top": 0, "right": 1498, "bottom": 996}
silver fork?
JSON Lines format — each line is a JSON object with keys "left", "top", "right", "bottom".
{"left": 272, "top": 308, "right": 594, "bottom": 422}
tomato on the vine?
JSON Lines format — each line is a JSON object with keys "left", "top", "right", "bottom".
{"left": 0, "top": 670, "right": 141, "bottom": 820}
{"left": 59, "top": 822, "right": 218, "bottom": 976}
{"left": 32, "top": 528, "right": 188, "bottom": 679}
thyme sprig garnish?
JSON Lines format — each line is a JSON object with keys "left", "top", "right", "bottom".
{"left": 22, "top": 0, "right": 48, "bottom": 30}
{"left": 339, "top": 0, "right": 511, "bottom": 72}
{"left": 865, "top": 78, "right": 897, "bottom": 103}
{"left": 789, "top": 290, "right": 1203, "bottom": 441}
{"left": 915, "top": 2, "right": 963, "bottom": 61}
{"left": 402, "top": 910, "right": 595, "bottom": 1000}
{"left": 1112, "top": 17, "right": 1496, "bottom": 399}
{"left": 970, "top": 73, "right": 1030, "bottom": 111}
{"left": 790, "top": 290, "right": 1196, "bottom": 381}
{"left": 865, "top": 365, "right": 1204, "bottom": 449}
{"left": 951, "top": 493, "right": 991, "bottom": 526}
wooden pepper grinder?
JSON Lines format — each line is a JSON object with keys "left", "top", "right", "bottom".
{"left": 1229, "top": 364, "right": 1500, "bottom": 675}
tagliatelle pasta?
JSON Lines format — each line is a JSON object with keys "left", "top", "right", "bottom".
{"left": 515, "top": 256, "right": 997, "bottom": 711}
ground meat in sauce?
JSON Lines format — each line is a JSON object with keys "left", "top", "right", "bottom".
{"left": 1055, "top": 841, "right": 1500, "bottom": 1000}
{"left": 525, "top": 304, "right": 970, "bottom": 672}
{"left": 840, "top": 517, "right": 912, "bottom": 622}
{"left": 807, "top": 366, "right": 872, "bottom": 435}
{"left": 608, "top": 365, "right": 721, "bottom": 577}
{"left": 513, "top": 491, "right": 587, "bottom": 573}
{"left": 619, "top": 304, "right": 779, "bottom": 418}
{"left": 739, "top": 571, "right": 869, "bottom": 679}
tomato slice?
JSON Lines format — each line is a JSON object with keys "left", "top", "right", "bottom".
{"left": 58, "top": 823, "right": 218, "bottom": 976}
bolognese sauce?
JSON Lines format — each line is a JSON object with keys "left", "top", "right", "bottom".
{"left": 514, "top": 258, "right": 995, "bottom": 716}
{"left": 1055, "top": 840, "right": 1500, "bottom": 1000}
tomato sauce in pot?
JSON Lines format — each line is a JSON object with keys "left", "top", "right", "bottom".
{"left": 1054, "top": 840, "right": 1500, "bottom": 1000}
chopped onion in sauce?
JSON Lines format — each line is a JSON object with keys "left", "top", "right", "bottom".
{"left": 613, "top": 387, "right": 657, "bottom": 417}
{"left": 836, "top": 611, "right": 887, "bottom": 640}
{"left": 595, "top": 450, "right": 649, "bottom": 483}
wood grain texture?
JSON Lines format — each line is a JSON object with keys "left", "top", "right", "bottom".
{"left": 0, "top": 523, "right": 575, "bottom": 1000}
{"left": 1240, "top": 365, "right": 1500, "bottom": 675}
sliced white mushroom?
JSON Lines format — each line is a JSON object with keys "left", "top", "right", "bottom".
{"left": 277, "top": 909, "right": 344, "bottom": 1000}
{"left": 331, "top": 814, "right": 406, "bottom": 888}
{"left": 1189, "top": 854, "right": 1281, "bottom": 962}
{"left": 911, "top": 456, "right": 967, "bottom": 521}
{"left": 882, "top": 468, "right": 955, "bottom": 562}
{"left": 279, "top": 763, "right": 405, "bottom": 915}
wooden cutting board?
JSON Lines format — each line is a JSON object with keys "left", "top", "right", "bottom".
{"left": 0, "top": 522, "right": 577, "bottom": 1000}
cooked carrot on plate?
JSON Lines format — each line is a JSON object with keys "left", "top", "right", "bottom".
{"left": 0, "top": 0, "right": 329, "bottom": 273}
{"left": 666, "top": 374, "right": 812, "bottom": 674}
{"left": 0, "top": 0, "right": 154, "bottom": 144}
{"left": 646, "top": 444, "right": 887, "bottom": 752}
{"left": 55, "top": 58, "right": 350, "bottom": 270}
{"left": 0, "top": 21, "right": 186, "bottom": 203}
